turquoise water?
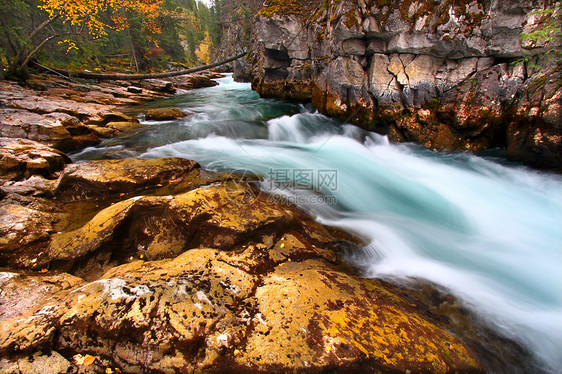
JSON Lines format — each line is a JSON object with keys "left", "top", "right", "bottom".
{"left": 74, "top": 75, "right": 562, "bottom": 373}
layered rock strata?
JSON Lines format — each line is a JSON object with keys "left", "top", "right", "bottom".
{"left": 244, "top": 0, "right": 562, "bottom": 170}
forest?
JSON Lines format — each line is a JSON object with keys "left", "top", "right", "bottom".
{"left": 0, "top": 0, "right": 236, "bottom": 79}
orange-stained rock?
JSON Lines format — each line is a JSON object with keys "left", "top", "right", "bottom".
{"left": 53, "top": 157, "right": 200, "bottom": 202}
{"left": 145, "top": 107, "right": 189, "bottom": 121}
{"left": 242, "top": 259, "right": 480, "bottom": 372}
{"left": 46, "top": 181, "right": 343, "bottom": 279}
{"left": 0, "top": 249, "right": 482, "bottom": 373}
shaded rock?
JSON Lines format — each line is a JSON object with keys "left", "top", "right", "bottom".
{"left": 0, "top": 198, "right": 65, "bottom": 269}
{"left": 165, "top": 74, "right": 221, "bottom": 90}
{"left": 188, "top": 75, "right": 219, "bottom": 88}
{"left": 341, "top": 38, "right": 367, "bottom": 56}
{"left": 145, "top": 107, "right": 189, "bottom": 121}
{"left": 142, "top": 79, "right": 176, "bottom": 94}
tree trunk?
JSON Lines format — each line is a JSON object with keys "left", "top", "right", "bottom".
{"left": 7, "top": 5, "right": 64, "bottom": 80}
{"left": 0, "top": 60, "right": 4, "bottom": 80}
{"left": 45, "top": 52, "right": 247, "bottom": 81}
{"left": 10, "top": 55, "right": 29, "bottom": 80}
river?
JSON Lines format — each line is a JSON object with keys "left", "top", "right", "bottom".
{"left": 73, "top": 74, "right": 562, "bottom": 373}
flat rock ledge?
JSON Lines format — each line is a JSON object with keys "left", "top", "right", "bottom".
{"left": 0, "top": 73, "right": 221, "bottom": 152}
{"left": 0, "top": 153, "right": 483, "bottom": 373}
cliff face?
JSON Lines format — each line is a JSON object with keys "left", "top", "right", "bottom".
{"left": 242, "top": 0, "right": 561, "bottom": 170}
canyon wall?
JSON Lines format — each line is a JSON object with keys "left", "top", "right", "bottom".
{"left": 241, "top": 0, "right": 561, "bottom": 170}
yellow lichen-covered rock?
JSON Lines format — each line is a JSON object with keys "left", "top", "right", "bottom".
{"left": 0, "top": 251, "right": 483, "bottom": 373}
{"left": 0, "top": 272, "right": 84, "bottom": 353}
{"left": 104, "top": 121, "right": 144, "bottom": 134}
{"left": 241, "top": 259, "right": 481, "bottom": 372}
{"left": 53, "top": 157, "right": 200, "bottom": 201}
{"left": 46, "top": 182, "right": 341, "bottom": 279}
{"left": 144, "top": 107, "right": 188, "bottom": 121}
{"left": 0, "top": 249, "right": 258, "bottom": 373}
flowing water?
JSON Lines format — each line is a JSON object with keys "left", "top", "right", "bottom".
{"left": 73, "top": 75, "right": 562, "bottom": 373}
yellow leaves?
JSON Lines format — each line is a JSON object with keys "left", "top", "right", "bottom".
{"left": 40, "top": 0, "right": 166, "bottom": 38}
{"left": 57, "top": 39, "right": 78, "bottom": 53}
{"left": 195, "top": 31, "right": 212, "bottom": 64}
{"left": 83, "top": 355, "right": 96, "bottom": 366}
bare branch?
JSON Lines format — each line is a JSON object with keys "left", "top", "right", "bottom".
{"left": 20, "top": 33, "right": 66, "bottom": 69}
{"left": 27, "top": 0, "right": 69, "bottom": 41}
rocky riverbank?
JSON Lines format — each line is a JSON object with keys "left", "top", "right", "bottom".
{"left": 0, "top": 75, "right": 489, "bottom": 372}
{"left": 240, "top": 0, "right": 562, "bottom": 171}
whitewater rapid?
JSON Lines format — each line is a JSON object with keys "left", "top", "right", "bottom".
{"left": 74, "top": 75, "right": 562, "bottom": 373}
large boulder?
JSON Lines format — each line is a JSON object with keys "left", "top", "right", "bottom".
{"left": 52, "top": 157, "right": 200, "bottom": 202}
{"left": 0, "top": 250, "right": 482, "bottom": 373}
{"left": 0, "top": 109, "right": 97, "bottom": 152}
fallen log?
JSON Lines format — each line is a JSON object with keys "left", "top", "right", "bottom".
{"left": 34, "top": 52, "right": 247, "bottom": 81}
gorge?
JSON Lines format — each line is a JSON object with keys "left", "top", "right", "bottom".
{"left": 1, "top": 0, "right": 561, "bottom": 373}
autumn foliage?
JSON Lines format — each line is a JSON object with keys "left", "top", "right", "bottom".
{"left": 0, "top": 0, "right": 225, "bottom": 79}
{"left": 40, "top": 0, "right": 164, "bottom": 37}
